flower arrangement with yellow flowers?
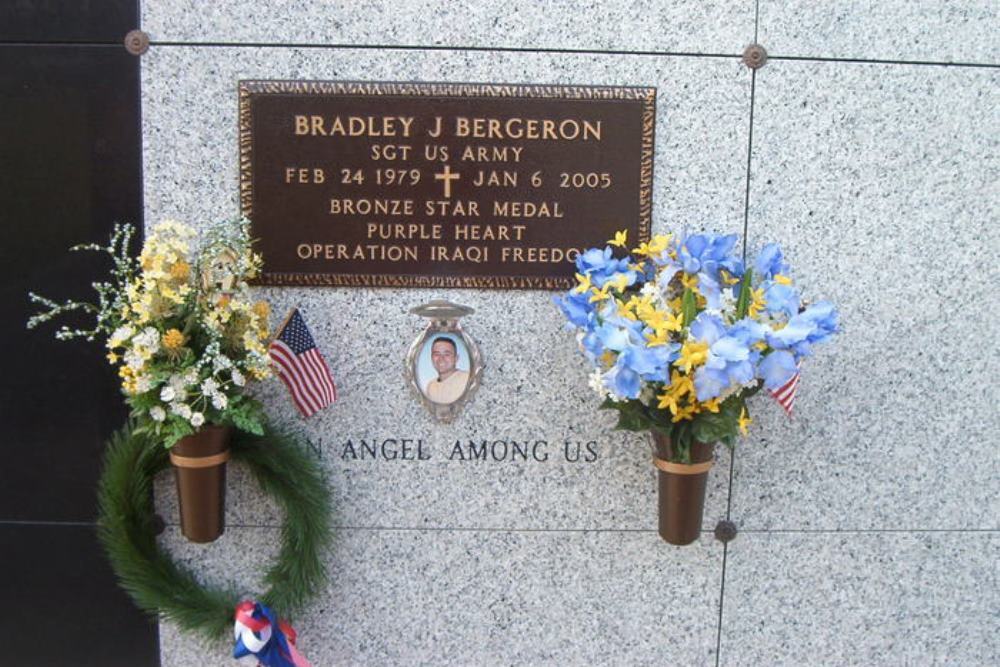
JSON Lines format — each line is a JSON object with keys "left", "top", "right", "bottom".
{"left": 28, "top": 218, "right": 273, "bottom": 447}
{"left": 554, "top": 230, "right": 838, "bottom": 462}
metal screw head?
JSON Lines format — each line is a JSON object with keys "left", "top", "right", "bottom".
{"left": 742, "top": 43, "right": 768, "bottom": 69}
{"left": 124, "top": 29, "right": 150, "bottom": 56}
{"left": 714, "top": 520, "right": 738, "bottom": 543}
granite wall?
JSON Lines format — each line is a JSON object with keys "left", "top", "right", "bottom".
{"left": 140, "top": 2, "right": 999, "bottom": 665}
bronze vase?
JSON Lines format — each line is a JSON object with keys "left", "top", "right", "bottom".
{"left": 169, "top": 424, "right": 231, "bottom": 543}
{"left": 651, "top": 432, "right": 714, "bottom": 546}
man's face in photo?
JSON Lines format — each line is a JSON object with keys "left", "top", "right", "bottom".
{"left": 431, "top": 339, "right": 457, "bottom": 377}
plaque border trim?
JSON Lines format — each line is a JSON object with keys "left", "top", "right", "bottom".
{"left": 238, "top": 80, "right": 655, "bottom": 290}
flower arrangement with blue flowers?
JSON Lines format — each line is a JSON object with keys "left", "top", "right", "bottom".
{"left": 554, "top": 230, "right": 838, "bottom": 462}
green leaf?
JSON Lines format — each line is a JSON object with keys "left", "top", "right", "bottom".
{"left": 681, "top": 287, "right": 698, "bottom": 327}
{"left": 613, "top": 401, "right": 653, "bottom": 432}
{"left": 232, "top": 412, "right": 265, "bottom": 436}
{"left": 735, "top": 269, "right": 754, "bottom": 319}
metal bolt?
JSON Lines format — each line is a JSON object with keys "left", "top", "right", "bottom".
{"left": 742, "top": 43, "right": 768, "bottom": 69}
{"left": 714, "top": 520, "right": 738, "bottom": 543}
{"left": 124, "top": 29, "right": 150, "bottom": 56}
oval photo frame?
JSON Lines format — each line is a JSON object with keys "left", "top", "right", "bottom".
{"left": 406, "top": 301, "right": 484, "bottom": 422}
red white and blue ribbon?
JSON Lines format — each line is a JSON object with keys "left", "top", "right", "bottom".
{"left": 233, "top": 600, "right": 311, "bottom": 667}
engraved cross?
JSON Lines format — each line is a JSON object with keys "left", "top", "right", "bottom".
{"left": 433, "top": 164, "right": 460, "bottom": 199}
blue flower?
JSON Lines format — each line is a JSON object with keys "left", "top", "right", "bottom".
{"left": 604, "top": 362, "right": 641, "bottom": 399}
{"left": 590, "top": 313, "right": 645, "bottom": 360}
{"left": 581, "top": 330, "right": 605, "bottom": 362}
{"left": 799, "top": 300, "right": 839, "bottom": 344}
{"left": 765, "top": 317, "right": 815, "bottom": 356}
{"left": 695, "top": 335, "right": 756, "bottom": 400}
{"left": 619, "top": 342, "right": 679, "bottom": 383}
{"left": 576, "top": 246, "right": 615, "bottom": 275}
{"left": 592, "top": 267, "right": 640, "bottom": 290}
{"left": 757, "top": 349, "right": 798, "bottom": 390}
{"left": 553, "top": 291, "right": 593, "bottom": 328}
{"left": 766, "top": 301, "right": 838, "bottom": 357}
{"left": 689, "top": 312, "right": 727, "bottom": 344}
{"left": 754, "top": 243, "right": 789, "bottom": 279}
{"left": 728, "top": 318, "right": 767, "bottom": 346}
{"left": 575, "top": 246, "right": 635, "bottom": 288}
{"left": 764, "top": 282, "right": 800, "bottom": 317}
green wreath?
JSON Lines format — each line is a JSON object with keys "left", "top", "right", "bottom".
{"left": 96, "top": 423, "right": 332, "bottom": 640}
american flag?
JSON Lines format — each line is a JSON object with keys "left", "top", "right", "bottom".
{"left": 769, "top": 364, "right": 801, "bottom": 416}
{"left": 268, "top": 308, "right": 337, "bottom": 417}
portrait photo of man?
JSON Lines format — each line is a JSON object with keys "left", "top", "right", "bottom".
{"left": 423, "top": 336, "right": 470, "bottom": 405}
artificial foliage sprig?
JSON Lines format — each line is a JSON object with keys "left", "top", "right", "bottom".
{"left": 28, "top": 218, "right": 273, "bottom": 447}
{"left": 555, "top": 230, "right": 838, "bottom": 462}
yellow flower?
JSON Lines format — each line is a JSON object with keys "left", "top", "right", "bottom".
{"left": 106, "top": 352, "right": 119, "bottom": 365}
{"left": 676, "top": 341, "right": 709, "bottom": 373}
{"left": 633, "top": 234, "right": 670, "bottom": 257}
{"left": 606, "top": 273, "right": 630, "bottom": 292}
{"left": 748, "top": 287, "right": 766, "bottom": 318}
{"left": 668, "top": 370, "right": 695, "bottom": 398}
{"left": 719, "top": 269, "right": 740, "bottom": 286}
{"left": 657, "top": 391, "right": 681, "bottom": 414}
{"left": 670, "top": 405, "right": 698, "bottom": 422}
{"left": 773, "top": 274, "right": 792, "bottom": 286}
{"left": 573, "top": 272, "right": 592, "bottom": 294}
{"left": 589, "top": 285, "right": 611, "bottom": 303}
{"left": 608, "top": 229, "right": 628, "bottom": 248}
{"left": 169, "top": 260, "right": 190, "bottom": 281}
{"left": 252, "top": 301, "right": 271, "bottom": 320}
{"left": 162, "top": 328, "right": 186, "bottom": 350}
{"left": 159, "top": 285, "right": 181, "bottom": 304}
{"left": 700, "top": 398, "right": 721, "bottom": 413}
{"left": 681, "top": 273, "right": 699, "bottom": 290}
{"left": 738, "top": 407, "right": 752, "bottom": 436}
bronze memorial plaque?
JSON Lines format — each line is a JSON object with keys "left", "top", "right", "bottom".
{"left": 239, "top": 81, "right": 654, "bottom": 289}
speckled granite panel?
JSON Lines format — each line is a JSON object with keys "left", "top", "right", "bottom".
{"left": 158, "top": 527, "right": 724, "bottom": 666}
{"left": 720, "top": 532, "right": 1000, "bottom": 666}
{"left": 141, "top": 0, "right": 754, "bottom": 54}
{"left": 759, "top": 1, "right": 999, "bottom": 63}
{"left": 735, "top": 62, "right": 1000, "bottom": 530}
{"left": 143, "top": 46, "right": 750, "bottom": 530}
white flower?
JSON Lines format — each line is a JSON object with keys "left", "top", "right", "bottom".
{"left": 149, "top": 406, "right": 166, "bottom": 422}
{"left": 170, "top": 402, "right": 192, "bottom": 420}
{"left": 231, "top": 369, "right": 245, "bottom": 387}
{"left": 587, "top": 368, "right": 607, "bottom": 397}
{"left": 190, "top": 412, "right": 205, "bottom": 428}
{"left": 134, "top": 376, "right": 152, "bottom": 393}
{"left": 134, "top": 327, "right": 160, "bottom": 351}
{"left": 213, "top": 355, "right": 233, "bottom": 371}
{"left": 160, "top": 386, "right": 176, "bottom": 402}
{"left": 167, "top": 375, "right": 188, "bottom": 400}
{"left": 124, "top": 349, "right": 145, "bottom": 371}
{"left": 201, "top": 378, "right": 219, "bottom": 395}
{"left": 211, "top": 394, "right": 228, "bottom": 410}
{"left": 639, "top": 282, "right": 659, "bottom": 299}
{"left": 108, "top": 325, "right": 134, "bottom": 348}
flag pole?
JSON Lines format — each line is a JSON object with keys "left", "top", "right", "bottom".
{"left": 275, "top": 306, "right": 298, "bottom": 337}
